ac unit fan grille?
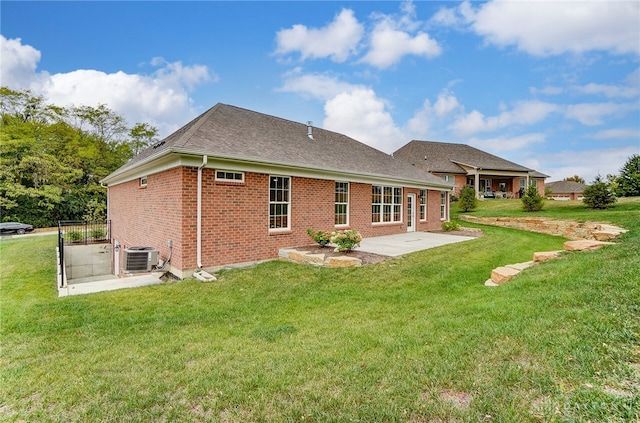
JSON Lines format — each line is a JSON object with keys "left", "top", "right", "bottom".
{"left": 124, "top": 248, "right": 158, "bottom": 272}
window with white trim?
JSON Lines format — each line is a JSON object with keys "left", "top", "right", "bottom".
{"left": 372, "top": 185, "right": 402, "bottom": 223}
{"left": 419, "top": 189, "right": 427, "bottom": 221}
{"left": 440, "top": 174, "right": 454, "bottom": 183}
{"left": 440, "top": 191, "right": 448, "bottom": 220}
{"left": 139, "top": 176, "right": 147, "bottom": 187}
{"left": 269, "top": 176, "right": 290, "bottom": 230}
{"left": 215, "top": 170, "right": 244, "bottom": 182}
{"left": 335, "top": 182, "right": 349, "bottom": 226}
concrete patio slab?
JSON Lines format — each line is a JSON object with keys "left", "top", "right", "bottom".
{"left": 358, "top": 231, "right": 477, "bottom": 257}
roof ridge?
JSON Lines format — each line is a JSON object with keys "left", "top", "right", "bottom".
{"left": 220, "top": 103, "right": 313, "bottom": 130}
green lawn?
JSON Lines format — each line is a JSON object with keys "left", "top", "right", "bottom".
{"left": 1, "top": 199, "right": 639, "bottom": 422}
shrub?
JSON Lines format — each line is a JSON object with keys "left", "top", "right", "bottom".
{"left": 583, "top": 175, "right": 617, "bottom": 209}
{"left": 458, "top": 185, "right": 478, "bottom": 212}
{"left": 66, "top": 230, "right": 83, "bottom": 242}
{"left": 306, "top": 228, "right": 331, "bottom": 247}
{"left": 521, "top": 184, "right": 544, "bottom": 212}
{"left": 330, "top": 229, "right": 362, "bottom": 252}
{"left": 89, "top": 227, "right": 107, "bottom": 240}
{"left": 441, "top": 221, "right": 461, "bottom": 232}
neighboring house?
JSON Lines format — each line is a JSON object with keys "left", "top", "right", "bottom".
{"left": 393, "top": 141, "right": 548, "bottom": 199}
{"left": 546, "top": 180, "right": 587, "bottom": 201}
{"left": 101, "top": 104, "right": 453, "bottom": 279}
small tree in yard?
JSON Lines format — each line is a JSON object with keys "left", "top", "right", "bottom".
{"left": 458, "top": 185, "right": 478, "bottom": 212}
{"left": 615, "top": 154, "right": 640, "bottom": 197}
{"left": 521, "top": 184, "right": 544, "bottom": 212}
{"left": 583, "top": 175, "right": 617, "bottom": 209}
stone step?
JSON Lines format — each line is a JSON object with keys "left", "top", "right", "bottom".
{"left": 533, "top": 250, "right": 563, "bottom": 262}
{"left": 482, "top": 219, "right": 622, "bottom": 287}
{"left": 490, "top": 266, "right": 521, "bottom": 284}
{"left": 563, "top": 240, "right": 615, "bottom": 251}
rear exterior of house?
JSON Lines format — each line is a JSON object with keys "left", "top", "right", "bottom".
{"left": 103, "top": 105, "right": 453, "bottom": 279}
{"left": 393, "top": 140, "right": 548, "bottom": 199}
{"left": 546, "top": 180, "right": 586, "bottom": 201}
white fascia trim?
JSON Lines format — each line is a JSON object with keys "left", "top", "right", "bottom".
{"left": 102, "top": 149, "right": 453, "bottom": 191}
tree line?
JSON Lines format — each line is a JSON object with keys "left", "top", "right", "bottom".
{"left": 0, "top": 87, "right": 158, "bottom": 227}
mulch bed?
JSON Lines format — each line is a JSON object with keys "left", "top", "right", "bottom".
{"left": 294, "top": 229, "right": 483, "bottom": 266}
{"left": 291, "top": 245, "right": 390, "bottom": 265}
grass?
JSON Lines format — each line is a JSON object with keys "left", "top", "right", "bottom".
{"left": 1, "top": 198, "right": 639, "bottom": 422}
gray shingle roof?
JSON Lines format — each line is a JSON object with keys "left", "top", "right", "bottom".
{"left": 106, "top": 104, "right": 449, "bottom": 187}
{"left": 393, "top": 140, "right": 538, "bottom": 174}
{"left": 546, "top": 180, "right": 587, "bottom": 193}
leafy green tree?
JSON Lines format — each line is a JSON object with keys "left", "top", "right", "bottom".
{"left": 0, "top": 87, "right": 158, "bottom": 227}
{"left": 583, "top": 175, "right": 617, "bottom": 209}
{"left": 563, "top": 175, "right": 586, "bottom": 184}
{"left": 458, "top": 185, "right": 478, "bottom": 212}
{"left": 129, "top": 123, "right": 159, "bottom": 155}
{"left": 615, "top": 154, "right": 640, "bottom": 197}
{"left": 521, "top": 184, "right": 544, "bottom": 212}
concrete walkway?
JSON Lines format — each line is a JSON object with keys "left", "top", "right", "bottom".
{"left": 358, "top": 231, "right": 477, "bottom": 257}
{"left": 58, "top": 273, "right": 164, "bottom": 297}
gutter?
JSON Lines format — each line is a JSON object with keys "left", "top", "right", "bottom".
{"left": 197, "top": 155, "right": 207, "bottom": 269}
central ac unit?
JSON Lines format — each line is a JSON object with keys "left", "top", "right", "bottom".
{"left": 124, "top": 247, "right": 159, "bottom": 272}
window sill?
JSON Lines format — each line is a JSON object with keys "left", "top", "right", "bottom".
{"left": 269, "top": 229, "right": 292, "bottom": 236}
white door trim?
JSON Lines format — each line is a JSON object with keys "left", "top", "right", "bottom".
{"left": 407, "top": 193, "right": 416, "bottom": 232}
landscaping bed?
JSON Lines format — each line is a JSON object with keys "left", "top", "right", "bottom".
{"left": 287, "top": 244, "right": 390, "bottom": 265}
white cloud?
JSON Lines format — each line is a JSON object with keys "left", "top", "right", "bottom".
{"left": 535, "top": 146, "right": 638, "bottom": 183}
{"left": 361, "top": 2, "right": 441, "bottom": 68}
{"left": 468, "top": 133, "right": 546, "bottom": 153}
{"left": 0, "top": 36, "right": 212, "bottom": 137}
{"left": 406, "top": 89, "right": 462, "bottom": 135}
{"left": 277, "top": 68, "right": 362, "bottom": 101}
{"left": 429, "top": 1, "right": 475, "bottom": 28}
{"left": 323, "top": 88, "right": 404, "bottom": 153}
{"left": 576, "top": 82, "right": 639, "bottom": 99}
{"left": 275, "top": 9, "right": 364, "bottom": 63}
{"left": 530, "top": 86, "right": 564, "bottom": 96}
{"left": 564, "top": 102, "right": 635, "bottom": 126}
{"left": 435, "top": 0, "right": 640, "bottom": 56}
{"left": 0, "top": 35, "right": 44, "bottom": 90}
{"left": 275, "top": 2, "right": 441, "bottom": 69}
{"left": 588, "top": 128, "right": 640, "bottom": 140}
{"left": 449, "top": 100, "right": 559, "bottom": 137}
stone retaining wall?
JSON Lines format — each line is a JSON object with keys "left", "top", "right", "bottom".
{"left": 279, "top": 248, "right": 362, "bottom": 267}
{"left": 459, "top": 216, "right": 625, "bottom": 241}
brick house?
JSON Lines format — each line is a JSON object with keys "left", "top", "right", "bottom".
{"left": 101, "top": 104, "right": 453, "bottom": 279}
{"left": 393, "top": 141, "right": 548, "bottom": 199}
{"left": 546, "top": 180, "right": 586, "bottom": 201}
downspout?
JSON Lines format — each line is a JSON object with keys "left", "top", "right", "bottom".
{"left": 197, "top": 155, "right": 207, "bottom": 269}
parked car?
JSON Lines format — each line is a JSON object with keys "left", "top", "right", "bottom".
{"left": 0, "top": 222, "right": 35, "bottom": 235}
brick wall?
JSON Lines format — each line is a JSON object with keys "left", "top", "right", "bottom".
{"left": 109, "top": 167, "right": 186, "bottom": 273}
{"left": 109, "top": 167, "right": 447, "bottom": 276}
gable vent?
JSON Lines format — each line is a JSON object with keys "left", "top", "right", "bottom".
{"left": 124, "top": 247, "right": 159, "bottom": 272}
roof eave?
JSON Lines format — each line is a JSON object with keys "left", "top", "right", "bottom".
{"left": 102, "top": 148, "right": 453, "bottom": 191}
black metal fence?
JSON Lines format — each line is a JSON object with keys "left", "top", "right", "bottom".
{"left": 58, "top": 230, "right": 65, "bottom": 288}
{"left": 57, "top": 220, "right": 111, "bottom": 287}
{"left": 58, "top": 220, "right": 111, "bottom": 246}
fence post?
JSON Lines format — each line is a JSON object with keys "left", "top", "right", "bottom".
{"left": 58, "top": 222, "right": 65, "bottom": 288}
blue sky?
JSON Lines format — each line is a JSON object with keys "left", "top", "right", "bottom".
{"left": 2, "top": 1, "right": 639, "bottom": 183}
